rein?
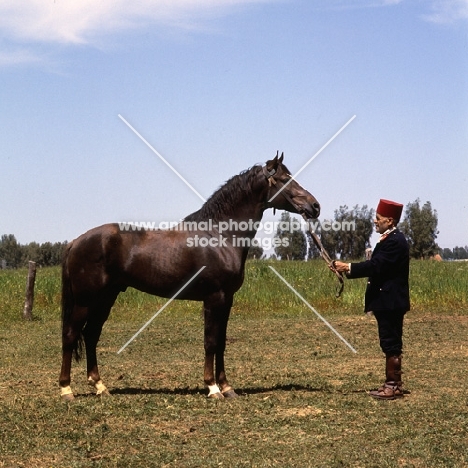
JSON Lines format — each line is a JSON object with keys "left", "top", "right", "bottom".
{"left": 262, "top": 165, "right": 344, "bottom": 298}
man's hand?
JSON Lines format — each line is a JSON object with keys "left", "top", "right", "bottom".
{"left": 332, "top": 261, "right": 350, "bottom": 274}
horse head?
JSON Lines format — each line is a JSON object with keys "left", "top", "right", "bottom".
{"left": 263, "top": 152, "right": 320, "bottom": 219}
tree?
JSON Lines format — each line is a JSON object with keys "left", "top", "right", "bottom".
{"left": 247, "top": 244, "right": 264, "bottom": 260}
{"left": 308, "top": 205, "right": 375, "bottom": 260}
{"left": 313, "top": 219, "right": 338, "bottom": 260}
{"left": 24, "top": 242, "right": 41, "bottom": 264}
{"left": 307, "top": 229, "right": 322, "bottom": 260}
{"left": 400, "top": 199, "right": 439, "bottom": 259}
{"left": 452, "top": 246, "right": 468, "bottom": 260}
{"left": 51, "top": 241, "right": 68, "bottom": 265}
{"left": 0, "top": 236, "right": 67, "bottom": 268}
{"left": 441, "top": 247, "right": 454, "bottom": 260}
{"left": 0, "top": 234, "right": 23, "bottom": 268}
{"left": 274, "top": 212, "right": 307, "bottom": 260}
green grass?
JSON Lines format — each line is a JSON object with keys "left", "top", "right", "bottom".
{"left": 2, "top": 259, "right": 466, "bottom": 324}
{"left": 0, "top": 260, "right": 468, "bottom": 467}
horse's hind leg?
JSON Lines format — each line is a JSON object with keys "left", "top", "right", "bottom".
{"left": 59, "top": 305, "right": 88, "bottom": 401}
{"left": 83, "top": 289, "right": 119, "bottom": 396}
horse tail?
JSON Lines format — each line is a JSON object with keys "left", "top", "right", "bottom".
{"left": 61, "top": 242, "right": 84, "bottom": 361}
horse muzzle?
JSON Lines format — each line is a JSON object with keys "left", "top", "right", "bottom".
{"left": 301, "top": 201, "right": 320, "bottom": 219}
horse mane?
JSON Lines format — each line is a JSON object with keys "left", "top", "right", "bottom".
{"left": 184, "top": 164, "right": 262, "bottom": 222}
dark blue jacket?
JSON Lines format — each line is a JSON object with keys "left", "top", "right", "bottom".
{"left": 348, "top": 229, "right": 410, "bottom": 312}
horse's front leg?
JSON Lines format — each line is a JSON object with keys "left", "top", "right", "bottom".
{"left": 203, "top": 295, "right": 238, "bottom": 399}
{"left": 203, "top": 352, "right": 223, "bottom": 399}
{"left": 215, "top": 348, "right": 238, "bottom": 398}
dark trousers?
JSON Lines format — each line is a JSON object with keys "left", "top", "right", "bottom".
{"left": 373, "top": 310, "right": 406, "bottom": 356}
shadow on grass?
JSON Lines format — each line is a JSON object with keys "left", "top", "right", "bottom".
{"left": 105, "top": 383, "right": 338, "bottom": 397}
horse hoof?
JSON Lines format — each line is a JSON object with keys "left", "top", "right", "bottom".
{"left": 60, "top": 386, "right": 74, "bottom": 401}
{"left": 222, "top": 389, "right": 239, "bottom": 398}
{"left": 61, "top": 392, "right": 75, "bottom": 402}
{"left": 208, "top": 392, "right": 225, "bottom": 399}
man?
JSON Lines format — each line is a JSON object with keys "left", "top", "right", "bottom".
{"left": 334, "top": 199, "right": 410, "bottom": 400}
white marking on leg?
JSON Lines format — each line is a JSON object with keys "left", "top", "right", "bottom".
{"left": 60, "top": 385, "right": 73, "bottom": 397}
{"left": 88, "top": 377, "right": 108, "bottom": 395}
{"left": 208, "top": 384, "right": 221, "bottom": 396}
{"left": 94, "top": 380, "right": 108, "bottom": 395}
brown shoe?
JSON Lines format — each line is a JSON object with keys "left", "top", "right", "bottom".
{"left": 370, "top": 381, "right": 404, "bottom": 400}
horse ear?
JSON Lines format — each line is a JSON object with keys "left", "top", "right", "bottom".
{"left": 279, "top": 152, "right": 284, "bottom": 164}
{"left": 266, "top": 152, "right": 279, "bottom": 172}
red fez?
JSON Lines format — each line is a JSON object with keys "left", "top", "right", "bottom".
{"left": 376, "top": 199, "right": 403, "bottom": 222}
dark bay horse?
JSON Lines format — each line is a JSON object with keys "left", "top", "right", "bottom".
{"left": 59, "top": 153, "right": 320, "bottom": 400}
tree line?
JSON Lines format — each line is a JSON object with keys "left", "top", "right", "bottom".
{"left": 0, "top": 234, "right": 67, "bottom": 269}
{"left": 440, "top": 246, "right": 468, "bottom": 261}
{"left": 0, "top": 199, "right": 461, "bottom": 267}
{"left": 249, "top": 198, "right": 455, "bottom": 261}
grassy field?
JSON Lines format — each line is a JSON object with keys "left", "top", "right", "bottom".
{"left": 0, "top": 260, "right": 467, "bottom": 467}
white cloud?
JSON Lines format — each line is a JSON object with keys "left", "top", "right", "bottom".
{"left": 0, "top": 0, "right": 272, "bottom": 67}
{"left": 423, "top": 0, "right": 468, "bottom": 23}
{"left": 0, "top": 0, "right": 270, "bottom": 45}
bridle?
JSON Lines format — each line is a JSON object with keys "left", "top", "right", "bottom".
{"left": 262, "top": 164, "right": 344, "bottom": 298}
{"left": 262, "top": 164, "right": 301, "bottom": 214}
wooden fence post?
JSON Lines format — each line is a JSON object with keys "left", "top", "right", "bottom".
{"left": 23, "top": 261, "right": 37, "bottom": 321}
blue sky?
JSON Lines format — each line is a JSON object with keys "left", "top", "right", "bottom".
{"left": 1, "top": 0, "right": 467, "bottom": 250}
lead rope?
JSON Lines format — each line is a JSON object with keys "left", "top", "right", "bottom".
{"left": 302, "top": 214, "right": 344, "bottom": 298}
